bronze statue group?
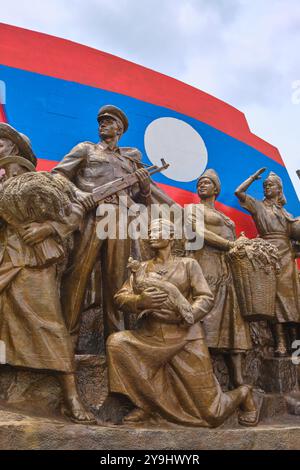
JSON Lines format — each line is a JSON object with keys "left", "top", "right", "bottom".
{"left": 0, "top": 104, "right": 299, "bottom": 428}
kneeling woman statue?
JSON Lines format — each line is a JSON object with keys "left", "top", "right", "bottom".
{"left": 106, "top": 219, "right": 259, "bottom": 427}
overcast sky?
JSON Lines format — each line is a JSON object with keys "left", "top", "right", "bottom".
{"left": 1, "top": 0, "right": 300, "bottom": 198}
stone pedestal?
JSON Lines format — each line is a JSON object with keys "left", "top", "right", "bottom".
{"left": 257, "top": 357, "right": 299, "bottom": 394}
{"left": 1, "top": 354, "right": 300, "bottom": 449}
{"left": 260, "top": 393, "right": 288, "bottom": 419}
{"left": 0, "top": 355, "right": 297, "bottom": 420}
{"left": 285, "top": 392, "right": 300, "bottom": 415}
{"left": 0, "top": 355, "right": 107, "bottom": 416}
{"left": 0, "top": 408, "right": 300, "bottom": 450}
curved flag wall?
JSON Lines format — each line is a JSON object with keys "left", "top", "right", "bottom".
{"left": 0, "top": 23, "right": 299, "bottom": 241}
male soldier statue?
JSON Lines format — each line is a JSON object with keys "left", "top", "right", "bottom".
{"left": 52, "top": 105, "right": 152, "bottom": 341}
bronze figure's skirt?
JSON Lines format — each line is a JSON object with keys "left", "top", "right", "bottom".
{"left": 193, "top": 247, "right": 252, "bottom": 351}
{"left": 239, "top": 196, "right": 300, "bottom": 324}
{"left": 0, "top": 262, "right": 74, "bottom": 372}
{"left": 262, "top": 235, "right": 300, "bottom": 323}
{"left": 107, "top": 323, "right": 247, "bottom": 428}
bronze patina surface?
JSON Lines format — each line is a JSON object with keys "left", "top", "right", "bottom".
{"left": 235, "top": 168, "right": 300, "bottom": 357}
{"left": 188, "top": 169, "right": 252, "bottom": 390}
{"left": 0, "top": 114, "right": 300, "bottom": 450}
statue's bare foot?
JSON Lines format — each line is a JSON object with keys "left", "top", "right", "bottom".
{"left": 238, "top": 409, "right": 259, "bottom": 426}
{"left": 62, "top": 396, "right": 97, "bottom": 425}
{"left": 123, "top": 407, "right": 150, "bottom": 424}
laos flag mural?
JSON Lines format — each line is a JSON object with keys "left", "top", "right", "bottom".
{"left": 0, "top": 23, "right": 299, "bottom": 239}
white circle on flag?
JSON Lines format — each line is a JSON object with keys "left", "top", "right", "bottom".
{"left": 144, "top": 117, "right": 208, "bottom": 182}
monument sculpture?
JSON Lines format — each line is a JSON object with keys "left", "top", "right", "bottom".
{"left": 0, "top": 123, "right": 96, "bottom": 424}
{"left": 187, "top": 169, "right": 252, "bottom": 388}
{"left": 105, "top": 218, "right": 259, "bottom": 427}
{"left": 0, "top": 110, "right": 300, "bottom": 450}
{"left": 228, "top": 234, "right": 280, "bottom": 321}
{"left": 235, "top": 168, "right": 300, "bottom": 356}
{"left": 51, "top": 105, "right": 152, "bottom": 341}
{"left": 294, "top": 171, "right": 300, "bottom": 258}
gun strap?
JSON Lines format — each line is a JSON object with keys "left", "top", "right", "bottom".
{"left": 117, "top": 153, "right": 152, "bottom": 169}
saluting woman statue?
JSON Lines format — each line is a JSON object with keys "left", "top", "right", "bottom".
{"left": 235, "top": 168, "right": 300, "bottom": 356}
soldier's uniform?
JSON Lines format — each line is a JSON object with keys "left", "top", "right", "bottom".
{"left": 52, "top": 107, "right": 150, "bottom": 338}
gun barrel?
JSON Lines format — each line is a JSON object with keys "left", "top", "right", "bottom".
{"left": 148, "top": 162, "right": 170, "bottom": 177}
{"left": 146, "top": 164, "right": 158, "bottom": 172}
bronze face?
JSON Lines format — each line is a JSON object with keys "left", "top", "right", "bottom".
{"left": 263, "top": 180, "right": 281, "bottom": 199}
{"left": 148, "top": 237, "right": 170, "bottom": 250}
{"left": 98, "top": 116, "right": 121, "bottom": 140}
{"left": 197, "top": 177, "right": 217, "bottom": 199}
{"left": 148, "top": 224, "right": 173, "bottom": 249}
{"left": 2, "top": 162, "right": 27, "bottom": 179}
{"left": 0, "top": 138, "right": 17, "bottom": 157}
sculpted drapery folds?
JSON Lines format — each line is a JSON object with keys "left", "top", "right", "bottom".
{"left": 1, "top": 109, "right": 300, "bottom": 432}
{"left": 187, "top": 169, "right": 252, "bottom": 388}
{"left": 0, "top": 123, "right": 95, "bottom": 424}
{"left": 105, "top": 219, "right": 259, "bottom": 427}
{"left": 235, "top": 168, "right": 300, "bottom": 357}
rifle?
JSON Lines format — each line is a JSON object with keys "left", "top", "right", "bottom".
{"left": 92, "top": 158, "right": 169, "bottom": 204}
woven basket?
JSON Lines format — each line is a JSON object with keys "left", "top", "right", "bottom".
{"left": 229, "top": 254, "right": 277, "bottom": 322}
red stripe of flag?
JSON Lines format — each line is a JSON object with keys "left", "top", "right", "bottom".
{"left": 0, "top": 103, "right": 6, "bottom": 122}
{"left": 1, "top": 72, "right": 299, "bottom": 268}
{"left": 0, "top": 23, "right": 283, "bottom": 165}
